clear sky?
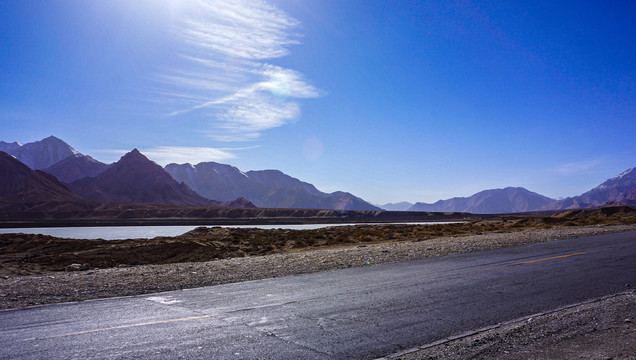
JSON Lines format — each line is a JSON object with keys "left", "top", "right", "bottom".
{"left": 1, "top": 0, "right": 634, "bottom": 205}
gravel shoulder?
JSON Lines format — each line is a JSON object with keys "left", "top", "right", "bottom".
{"left": 390, "top": 291, "right": 636, "bottom": 360}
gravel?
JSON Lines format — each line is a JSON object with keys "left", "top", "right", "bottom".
{"left": 390, "top": 291, "right": 636, "bottom": 360}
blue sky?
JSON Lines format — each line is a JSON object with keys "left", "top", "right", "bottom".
{"left": 1, "top": 0, "right": 634, "bottom": 204}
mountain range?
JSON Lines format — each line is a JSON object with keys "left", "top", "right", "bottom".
{"left": 67, "top": 149, "right": 216, "bottom": 207}
{"left": 404, "top": 169, "right": 636, "bottom": 213}
{"left": 408, "top": 187, "right": 556, "bottom": 214}
{"left": 0, "top": 136, "right": 379, "bottom": 210}
{"left": 544, "top": 167, "right": 636, "bottom": 209}
{"left": 1, "top": 136, "right": 634, "bottom": 214}
{"left": 165, "top": 162, "right": 381, "bottom": 211}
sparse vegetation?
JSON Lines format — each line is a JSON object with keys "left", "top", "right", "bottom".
{"left": 0, "top": 206, "right": 634, "bottom": 276}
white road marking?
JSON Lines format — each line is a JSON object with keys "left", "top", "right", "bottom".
{"left": 22, "top": 314, "right": 214, "bottom": 341}
{"left": 146, "top": 296, "right": 182, "bottom": 305}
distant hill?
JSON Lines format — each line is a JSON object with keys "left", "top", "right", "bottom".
{"left": 68, "top": 149, "right": 215, "bottom": 207}
{"left": 220, "top": 197, "right": 257, "bottom": 208}
{"left": 165, "top": 162, "right": 381, "bottom": 211}
{"left": 409, "top": 187, "right": 555, "bottom": 214}
{"left": 381, "top": 202, "right": 414, "bottom": 211}
{"left": 0, "top": 151, "right": 95, "bottom": 212}
{"left": 0, "top": 136, "right": 79, "bottom": 170}
{"left": 545, "top": 167, "right": 636, "bottom": 210}
{"left": 43, "top": 153, "right": 111, "bottom": 183}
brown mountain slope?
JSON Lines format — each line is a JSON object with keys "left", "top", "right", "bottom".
{"left": 43, "top": 153, "right": 111, "bottom": 183}
{"left": 0, "top": 151, "right": 95, "bottom": 212}
{"left": 68, "top": 149, "right": 213, "bottom": 206}
{"left": 545, "top": 167, "right": 636, "bottom": 210}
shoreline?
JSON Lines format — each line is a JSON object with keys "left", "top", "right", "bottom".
{"left": 0, "top": 215, "right": 482, "bottom": 229}
{"left": 0, "top": 207, "right": 494, "bottom": 229}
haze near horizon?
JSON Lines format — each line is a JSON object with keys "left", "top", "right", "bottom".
{"left": 1, "top": 0, "right": 634, "bottom": 204}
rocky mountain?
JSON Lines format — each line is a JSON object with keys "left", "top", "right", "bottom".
{"left": 257, "top": 187, "right": 378, "bottom": 211}
{"left": 0, "top": 136, "right": 111, "bottom": 182}
{"left": 165, "top": 162, "right": 381, "bottom": 211}
{"left": 409, "top": 187, "right": 555, "bottom": 214}
{"left": 245, "top": 170, "right": 323, "bottom": 196}
{"left": 0, "top": 151, "right": 95, "bottom": 212}
{"left": 0, "top": 141, "right": 21, "bottom": 153}
{"left": 165, "top": 162, "right": 262, "bottom": 202}
{"left": 545, "top": 167, "right": 636, "bottom": 210}
{"left": 68, "top": 149, "right": 215, "bottom": 207}
{"left": 0, "top": 136, "right": 79, "bottom": 170}
{"left": 381, "top": 202, "right": 414, "bottom": 211}
{"left": 42, "top": 153, "right": 111, "bottom": 183}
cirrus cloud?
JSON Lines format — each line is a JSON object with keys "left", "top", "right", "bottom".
{"left": 158, "top": 0, "right": 321, "bottom": 142}
{"left": 141, "top": 146, "right": 254, "bottom": 166}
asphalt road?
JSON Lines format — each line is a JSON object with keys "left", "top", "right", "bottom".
{"left": 2, "top": 231, "right": 635, "bottom": 359}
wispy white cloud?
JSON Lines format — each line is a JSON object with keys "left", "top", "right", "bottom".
{"left": 141, "top": 146, "right": 240, "bottom": 166}
{"left": 551, "top": 160, "right": 602, "bottom": 175}
{"left": 183, "top": 0, "right": 300, "bottom": 59}
{"left": 156, "top": 0, "right": 321, "bottom": 142}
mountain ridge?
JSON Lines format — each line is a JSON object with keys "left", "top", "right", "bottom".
{"left": 544, "top": 167, "right": 636, "bottom": 210}
{"left": 68, "top": 149, "right": 215, "bottom": 207}
{"left": 409, "top": 187, "right": 556, "bottom": 214}
{"left": 165, "top": 161, "right": 381, "bottom": 211}
{"left": 3, "top": 136, "right": 633, "bottom": 214}
{"left": 43, "top": 153, "right": 111, "bottom": 183}
{"left": 0, "top": 136, "right": 78, "bottom": 170}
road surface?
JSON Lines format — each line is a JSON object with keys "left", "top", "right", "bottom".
{"left": 2, "top": 231, "right": 635, "bottom": 359}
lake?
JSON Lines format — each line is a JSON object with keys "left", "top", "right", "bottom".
{"left": 0, "top": 222, "right": 459, "bottom": 240}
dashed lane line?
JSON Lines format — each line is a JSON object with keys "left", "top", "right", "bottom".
{"left": 505, "top": 252, "right": 587, "bottom": 267}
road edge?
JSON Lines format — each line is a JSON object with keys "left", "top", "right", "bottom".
{"left": 376, "top": 289, "right": 636, "bottom": 360}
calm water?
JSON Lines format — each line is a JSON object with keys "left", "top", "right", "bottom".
{"left": 0, "top": 222, "right": 458, "bottom": 240}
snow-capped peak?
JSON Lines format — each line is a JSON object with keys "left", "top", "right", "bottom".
{"left": 592, "top": 167, "right": 636, "bottom": 192}
{"left": 610, "top": 167, "right": 635, "bottom": 181}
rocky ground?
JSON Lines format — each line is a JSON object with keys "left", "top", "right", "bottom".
{"left": 391, "top": 291, "right": 635, "bottom": 360}
{"left": 1, "top": 207, "right": 635, "bottom": 359}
